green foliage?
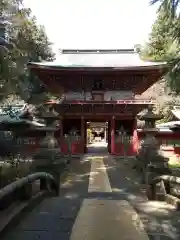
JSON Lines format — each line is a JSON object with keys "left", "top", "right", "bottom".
{"left": 165, "top": 58, "right": 180, "bottom": 92}
{"left": 141, "top": 8, "right": 179, "bottom": 61}
{"left": 142, "top": 6, "right": 180, "bottom": 94}
{"left": 0, "top": 0, "right": 55, "bottom": 103}
{"left": 157, "top": 98, "right": 180, "bottom": 123}
{"left": 150, "top": 0, "right": 180, "bottom": 19}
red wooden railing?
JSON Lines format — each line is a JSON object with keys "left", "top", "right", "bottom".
{"left": 64, "top": 99, "right": 154, "bottom": 105}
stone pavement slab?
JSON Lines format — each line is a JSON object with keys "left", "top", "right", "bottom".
{"left": 71, "top": 198, "right": 149, "bottom": 240}
{"left": 3, "top": 197, "right": 82, "bottom": 240}
{"left": 3, "top": 230, "right": 70, "bottom": 240}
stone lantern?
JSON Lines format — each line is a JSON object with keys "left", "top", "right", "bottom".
{"left": 137, "top": 105, "right": 171, "bottom": 183}
{"left": 33, "top": 103, "right": 62, "bottom": 165}
{"left": 138, "top": 105, "right": 162, "bottom": 133}
{"left": 32, "top": 103, "right": 65, "bottom": 192}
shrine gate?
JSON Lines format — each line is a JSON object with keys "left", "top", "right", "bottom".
{"left": 28, "top": 49, "right": 168, "bottom": 155}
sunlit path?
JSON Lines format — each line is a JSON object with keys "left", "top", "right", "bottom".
{"left": 3, "top": 154, "right": 180, "bottom": 240}
{"left": 88, "top": 141, "right": 108, "bottom": 148}
{"left": 88, "top": 156, "right": 111, "bottom": 192}
{"left": 71, "top": 154, "right": 148, "bottom": 240}
{"left": 87, "top": 141, "right": 108, "bottom": 154}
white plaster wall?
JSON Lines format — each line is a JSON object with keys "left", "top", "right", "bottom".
{"left": 64, "top": 91, "right": 134, "bottom": 100}
{"left": 65, "top": 91, "right": 84, "bottom": 100}
{"left": 104, "top": 91, "right": 134, "bottom": 100}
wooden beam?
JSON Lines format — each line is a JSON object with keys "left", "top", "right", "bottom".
{"left": 32, "top": 68, "right": 165, "bottom": 94}
{"left": 63, "top": 115, "right": 133, "bottom": 120}
{"left": 63, "top": 112, "right": 133, "bottom": 116}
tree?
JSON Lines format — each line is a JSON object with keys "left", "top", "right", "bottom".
{"left": 150, "top": 0, "right": 180, "bottom": 19}
{"left": 149, "top": 0, "right": 180, "bottom": 93}
{"left": 0, "top": 0, "right": 55, "bottom": 103}
{"left": 142, "top": 7, "right": 180, "bottom": 93}
{"left": 141, "top": 8, "right": 179, "bottom": 61}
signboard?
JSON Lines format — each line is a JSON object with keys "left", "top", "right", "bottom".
{"left": 16, "top": 137, "right": 37, "bottom": 146}
{"left": 104, "top": 91, "right": 134, "bottom": 100}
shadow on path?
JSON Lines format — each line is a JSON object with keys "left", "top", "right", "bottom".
{"left": 2, "top": 156, "right": 91, "bottom": 240}
{"left": 104, "top": 156, "right": 180, "bottom": 240}
{"left": 3, "top": 155, "right": 180, "bottom": 240}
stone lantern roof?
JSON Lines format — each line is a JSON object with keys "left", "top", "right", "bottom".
{"left": 137, "top": 105, "right": 163, "bottom": 133}
{"left": 0, "top": 104, "right": 45, "bottom": 130}
{"left": 38, "top": 104, "right": 59, "bottom": 120}
{"left": 40, "top": 107, "right": 58, "bottom": 119}
{"left": 138, "top": 105, "right": 163, "bottom": 121}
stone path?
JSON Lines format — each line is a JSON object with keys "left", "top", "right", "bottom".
{"left": 2, "top": 154, "right": 180, "bottom": 240}
{"left": 112, "top": 157, "right": 180, "bottom": 240}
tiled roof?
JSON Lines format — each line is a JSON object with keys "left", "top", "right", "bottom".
{"left": 29, "top": 49, "right": 167, "bottom": 70}
{"left": 171, "top": 109, "right": 180, "bottom": 120}
{"left": 0, "top": 104, "right": 45, "bottom": 127}
{"left": 156, "top": 121, "right": 180, "bottom": 128}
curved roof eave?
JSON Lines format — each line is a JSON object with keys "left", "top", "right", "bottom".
{"left": 28, "top": 61, "right": 168, "bottom": 72}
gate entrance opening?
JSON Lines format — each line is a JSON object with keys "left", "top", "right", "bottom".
{"left": 60, "top": 117, "right": 137, "bottom": 155}
{"left": 86, "top": 121, "right": 108, "bottom": 154}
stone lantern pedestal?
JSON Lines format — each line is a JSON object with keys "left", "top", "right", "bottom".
{"left": 137, "top": 105, "right": 171, "bottom": 183}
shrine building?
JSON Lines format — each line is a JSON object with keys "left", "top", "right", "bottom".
{"left": 28, "top": 49, "right": 168, "bottom": 156}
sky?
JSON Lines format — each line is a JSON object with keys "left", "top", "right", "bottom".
{"left": 23, "top": 0, "right": 158, "bottom": 54}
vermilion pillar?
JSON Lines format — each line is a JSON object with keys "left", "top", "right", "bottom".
{"left": 81, "top": 117, "right": 85, "bottom": 153}
{"left": 132, "top": 118, "right": 139, "bottom": 155}
{"left": 111, "top": 116, "right": 115, "bottom": 154}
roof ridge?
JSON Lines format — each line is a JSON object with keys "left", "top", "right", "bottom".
{"left": 61, "top": 49, "right": 135, "bottom": 54}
